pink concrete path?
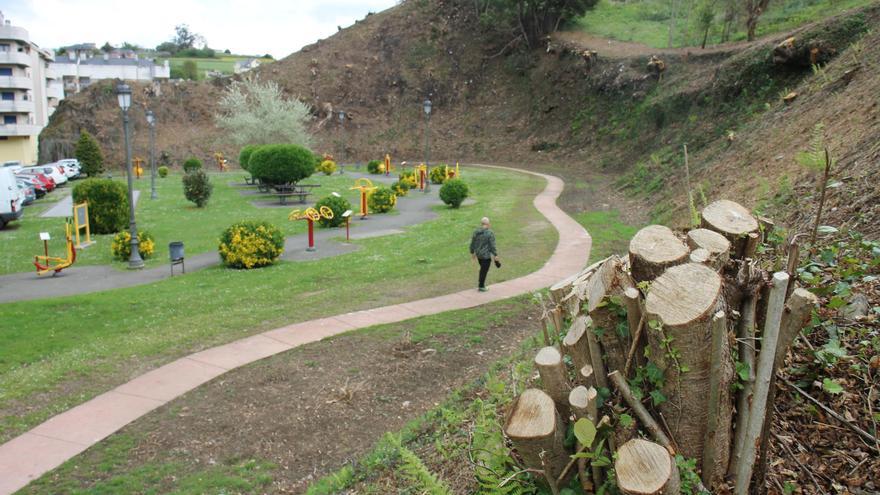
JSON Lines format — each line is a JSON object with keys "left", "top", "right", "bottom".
{"left": 0, "top": 166, "right": 591, "bottom": 494}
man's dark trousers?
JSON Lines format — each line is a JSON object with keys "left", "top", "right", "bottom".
{"left": 478, "top": 258, "right": 492, "bottom": 288}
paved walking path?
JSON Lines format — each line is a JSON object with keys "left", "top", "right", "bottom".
{"left": 40, "top": 190, "right": 141, "bottom": 218}
{"left": 0, "top": 166, "right": 591, "bottom": 494}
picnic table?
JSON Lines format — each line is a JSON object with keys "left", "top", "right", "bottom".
{"left": 271, "top": 183, "right": 321, "bottom": 205}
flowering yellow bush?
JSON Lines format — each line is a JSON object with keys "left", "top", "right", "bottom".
{"left": 317, "top": 159, "right": 337, "bottom": 176}
{"left": 398, "top": 171, "right": 418, "bottom": 189}
{"left": 368, "top": 187, "right": 397, "bottom": 213}
{"left": 218, "top": 221, "right": 285, "bottom": 269}
{"left": 111, "top": 230, "right": 155, "bottom": 261}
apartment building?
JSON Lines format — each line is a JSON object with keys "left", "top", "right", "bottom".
{"left": 53, "top": 50, "right": 170, "bottom": 94}
{"left": 0, "top": 11, "right": 60, "bottom": 165}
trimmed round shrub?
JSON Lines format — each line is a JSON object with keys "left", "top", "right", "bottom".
{"left": 317, "top": 159, "right": 337, "bottom": 176}
{"left": 366, "top": 159, "right": 383, "bottom": 174}
{"left": 72, "top": 178, "right": 129, "bottom": 234}
{"left": 218, "top": 221, "right": 285, "bottom": 269}
{"left": 249, "top": 144, "right": 316, "bottom": 186}
{"left": 182, "top": 169, "right": 213, "bottom": 207}
{"left": 390, "top": 180, "right": 410, "bottom": 197}
{"left": 111, "top": 230, "right": 155, "bottom": 261}
{"left": 430, "top": 165, "right": 449, "bottom": 184}
{"left": 368, "top": 187, "right": 396, "bottom": 213}
{"left": 315, "top": 194, "right": 351, "bottom": 227}
{"left": 439, "top": 178, "right": 469, "bottom": 208}
{"left": 238, "top": 145, "right": 259, "bottom": 171}
{"left": 157, "top": 166, "right": 169, "bottom": 178}
{"left": 183, "top": 157, "right": 203, "bottom": 173}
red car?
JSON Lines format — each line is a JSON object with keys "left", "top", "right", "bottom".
{"left": 20, "top": 171, "right": 56, "bottom": 192}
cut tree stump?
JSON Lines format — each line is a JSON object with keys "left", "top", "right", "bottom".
{"left": 535, "top": 346, "right": 572, "bottom": 418}
{"left": 687, "top": 228, "right": 731, "bottom": 270}
{"left": 615, "top": 439, "right": 680, "bottom": 495}
{"left": 645, "top": 263, "right": 730, "bottom": 469}
{"left": 629, "top": 225, "right": 690, "bottom": 284}
{"left": 563, "top": 315, "right": 593, "bottom": 384}
{"left": 505, "top": 388, "right": 570, "bottom": 484}
{"left": 701, "top": 200, "right": 758, "bottom": 258}
{"left": 569, "top": 385, "right": 598, "bottom": 421}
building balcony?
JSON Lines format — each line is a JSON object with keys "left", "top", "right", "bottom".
{"left": 0, "top": 51, "right": 32, "bottom": 66}
{"left": 0, "top": 76, "right": 33, "bottom": 90}
{"left": 44, "top": 67, "right": 57, "bottom": 79}
{"left": 0, "top": 26, "right": 31, "bottom": 44}
{"left": 0, "top": 123, "right": 40, "bottom": 137}
{"left": 47, "top": 83, "right": 64, "bottom": 99}
{"left": 0, "top": 100, "right": 35, "bottom": 113}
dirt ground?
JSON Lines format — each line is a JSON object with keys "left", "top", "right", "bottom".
{"left": 38, "top": 299, "right": 541, "bottom": 493}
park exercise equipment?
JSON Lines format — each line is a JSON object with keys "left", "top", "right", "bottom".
{"left": 349, "top": 178, "right": 377, "bottom": 219}
{"left": 415, "top": 164, "right": 428, "bottom": 192}
{"left": 33, "top": 220, "right": 77, "bottom": 276}
{"left": 72, "top": 201, "right": 94, "bottom": 249}
{"left": 289, "top": 206, "right": 334, "bottom": 251}
{"left": 384, "top": 154, "right": 392, "bottom": 176}
{"left": 133, "top": 157, "right": 144, "bottom": 178}
{"left": 342, "top": 209, "right": 353, "bottom": 241}
{"left": 214, "top": 152, "right": 229, "bottom": 171}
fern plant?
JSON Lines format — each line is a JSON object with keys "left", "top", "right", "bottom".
{"left": 390, "top": 435, "right": 452, "bottom": 495}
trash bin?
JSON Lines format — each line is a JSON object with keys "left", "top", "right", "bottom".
{"left": 169, "top": 241, "right": 185, "bottom": 275}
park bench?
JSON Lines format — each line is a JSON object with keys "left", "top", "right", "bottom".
{"left": 243, "top": 175, "right": 257, "bottom": 185}
{"left": 271, "top": 183, "right": 321, "bottom": 205}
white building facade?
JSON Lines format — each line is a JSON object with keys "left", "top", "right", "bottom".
{"left": 52, "top": 52, "right": 170, "bottom": 94}
{"left": 0, "top": 11, "right": 59, "bottom": 165}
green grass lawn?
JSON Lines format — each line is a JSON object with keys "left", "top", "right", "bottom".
{"left": 0, "top": 171, "right": 363, "bottom": 275}
{"left": 160, "top": 56, "right": 273, "bottom": 79}
{"left": 572, "top": 0, "right": 874, "bottom": 48}
{"left": 0, "top": 167, "right": 557, "bottom": 442}
{"left": 575, "top": 209, "right": 642, "bottom": 262}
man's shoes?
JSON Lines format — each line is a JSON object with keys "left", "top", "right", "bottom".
{"left": 478, "top": 287, "right": 489, "bottom": 292}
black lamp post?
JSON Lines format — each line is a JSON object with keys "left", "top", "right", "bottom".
{"left": 117, "top": 83, "right": 144, "bottom": 269}
{"left": 338, "top": 110, "right": 346, "bottom": 166}
{"left": 423, "top": 98, "right": 432, "bottom": 193}
{"left": 145, "top": 110, "right": 156, "bottom": 200}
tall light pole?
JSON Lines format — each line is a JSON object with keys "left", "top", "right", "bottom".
{"left": 423, "top": 98, "right": 432, "bottom": 193}
{"left": 145, "top": 110, "right": 157, "bottom": 200}
{"left": 117, "top": 83, "right": 144, "bottom": 269}
{"left": 338, "top": 110, "right": 346, "bottom": 166}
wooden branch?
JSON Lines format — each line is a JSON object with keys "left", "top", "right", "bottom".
{"left": 585, "top": 319, "right": 608, "bottom": 390}
{"left": 608, "top": 370, "right": 673, "bottom": 451}
{"left": 809, "top": 148, "right": 833, "bottom": 246}
{"left": 734, "top": 271, "right": 789, "bottom": 495}
{"left": 563, "top": 315, "right": 592, "bottom": 384}
{"left": 623, "top": 314, "right": 645, "bottom": 377}
{"left": 729, "top": 291, "right": 757, "bottom": 477}
{"left": 702, "top": 310, "right": 727, "bottom": 488}
{"left": 622, "top": 287, "right": 644, "bottom": 377}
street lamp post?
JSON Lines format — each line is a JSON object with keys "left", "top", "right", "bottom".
{"left": 338, "top": 110, "right": 346, "bottom": 168}
{"left": 145, "top": 110, "right": 157, "bottom": 200}
{"left": 117, "top": 83, "right": 144, "bottom": 269}
{"left": 423, "top": 98, "right": 432, "bottom": 193}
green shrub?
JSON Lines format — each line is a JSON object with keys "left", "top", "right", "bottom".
{"left": 157, "top": 166, "right": 169, "bottom": 178}
{"left": 315, "top": 194, "right": 352, "bottom": 227}
{"left": 439, "top": 179, "right": 469, "bottom": 208}
{"left": 368, "top": 187, "right": 396, "bottom": 213}
{"left": 317, "top": 159, "right": 337, "bottom": 176}
{"left": 182, "top": 169, "right": 213, "bottom": 207}
{"left": 72, "top": 179, "right": 128, "bottom": 234}
{"left": 399, "top": 171, "right": 418, "bottom": 189}
{"left": 238, "top": 145, "right": 259, "bottom": 171}
{"left": 110, "top": 230, "right": 155, "bottom": 261}
{"left": 218, "top": 221, "right": 285, "bottom": 269}
{"left": 390, "top": 181, "right": 410, "bottom": 197}
{"left": 249, "top": 144, "right": 316, "bottom": 186}
{"left": 75, "top": 131, "right": 104, "bottom": 177}
{"left": 429, "top": 165, "right": 449, "bottom": 184}
{"left": 183, "top": 157, "right": 203, "bottom": 173}
{"left": 366, "top": 159, "right": 383, "bottom": 174}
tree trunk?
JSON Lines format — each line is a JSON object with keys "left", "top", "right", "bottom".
{"left": 729, "top": 290, "right": 758, "bottom": 477}
{"left": 645, "top": 263, "right": 728, "bottom": 466}
{"left": 535, "top": 346, "right": 572, "bottom": 418}
{"left": 701, "top": 200, "right": 759, "bottom": 259}
{"left": 505, "top": 389, "right": 571, "bottom": 484}
{"left": 615, "top": 439, "right": 681, "bottom": 495}
{"left": 686, "top": 228, "right": 731, "bottom": 267}
{"left": 629, "top": 225, "right": 691, "bottom": 284}
{"left": 702, "top": 310, "right": 731, "bottom": 488}
{"left": 563, "top": 315, "right": 593, "bottom": 385}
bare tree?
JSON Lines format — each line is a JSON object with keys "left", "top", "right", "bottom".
{"left": 745, "top": 0, "right": 771, "bottom": 41}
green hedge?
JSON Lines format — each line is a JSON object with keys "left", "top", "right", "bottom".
{"left": 238, "top": 145, "right": 259, "bottom": 171}
{"left": 72, "top": 179, "right": 129, "bottom": 234}
{"left": 249, "top": 144, "right": 316, "bottom": 185}
{"left": 315, "top": 194, "right": 351, "bottom": 228}
{"left": 439, "top": 179, "right": 469, "bottom": 208}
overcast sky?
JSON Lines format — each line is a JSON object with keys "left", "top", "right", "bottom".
{"left": 2, "top": 0, "right": 399, "bottom": 58}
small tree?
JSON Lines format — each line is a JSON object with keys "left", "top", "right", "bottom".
{"left": 697, "top": 0, "right": 716, "bottom": 49}
{"left": 248, "top": 144, "right": 316, "bottom": 186}
{"left": 215, "top": 75, "right": 313, "bottom": 148}
{"left": 181, "top": 60, "right": 198, "bottom": 80}
{"left": 745, "top": 0, "right": 771, "bottom": 41}
{"left": 182, "top": 157, "right": 203, "bottom": 173}
{"left": 182, "top": 169, "right": 213, "bottom": 207}
{"left": 75, "top": 130, "right": 104, "bottom": 177}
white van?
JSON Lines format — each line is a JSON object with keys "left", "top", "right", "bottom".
{"left": 0, "top": 168, "right": 24, "bottom": 229}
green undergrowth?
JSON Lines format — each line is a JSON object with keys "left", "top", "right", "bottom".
{"left": 575, "top": 210, "right": 642, "bottom": 262}
{"left": 0, "top": 167, "right": 557, "bottom": 443}
{"left": 22, "top": 297, "right": 536, "bottom": 494}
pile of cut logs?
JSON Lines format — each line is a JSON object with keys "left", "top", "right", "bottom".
{"left": 504, "top": 200, "right": 817, "bottom": 494}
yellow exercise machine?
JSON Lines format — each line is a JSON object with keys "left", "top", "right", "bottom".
{"left": 349, "top": 178, "right": 377, "bottom": 218}
{"left": 289, "top": 206, "right": 334, "bottom": 251}
{"left": 133, "top": 157, "right": 144, "bottom": 178}
{"left": 72, "top": 201, "right": 94, "bottom": 249}
{"left": 384, "top": 154, "right": 392, "bottom": 176}
{"left": 34, "top": 220, "right": 77, "bottom": 276}
{"left": 214, "top": 152, "right": 229, "bottom": 171}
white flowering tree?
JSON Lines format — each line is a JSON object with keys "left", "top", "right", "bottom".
{"left": 215, "top": 76, "right": 313, "bottom": 147}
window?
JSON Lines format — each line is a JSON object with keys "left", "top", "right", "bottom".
{"left": 3, "top": 115, "right": 16, "bottom": 125}
{"left": 0, "top": 44, "right": 9, "bottom": 52}
{"left": 1, "top": 92, "right": 13, "bottom": 101}
{"left": 0, "top": 68, "right": 11, "bottom": 76}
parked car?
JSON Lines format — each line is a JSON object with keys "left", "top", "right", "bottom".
{"left": 21, "top": 165, "right": 67, "bottom": 186}
{"left": 17, "top": 181, "right": 36, "bottom": 205}
{"left": 1, "top": 168, "right": 24, "bottom": 229}
{"left": 16, "top": 176, "right": 46, "bottom": 199}
{"left": 52, "top": 160, "right": 81, "bottom": 179}
{"left": 18, "top": 171, "right": 55, "bottom": 192}
{"left": 2, "top": 160, "right": 23, "bottom": 168}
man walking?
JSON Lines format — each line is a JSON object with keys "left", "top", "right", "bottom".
{"left": 470, "top": 217, "right": 499, "bottom": 292}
